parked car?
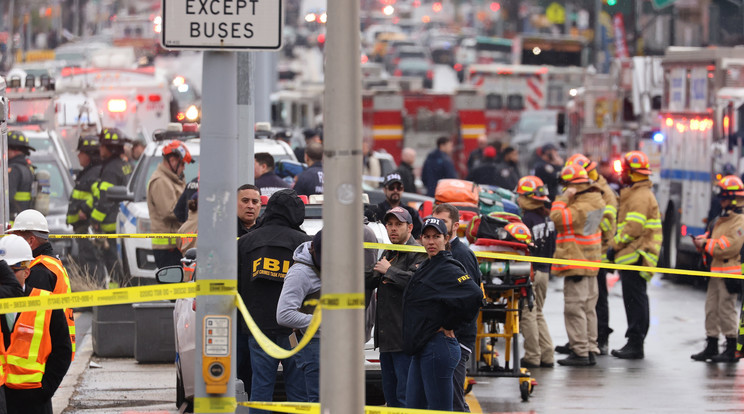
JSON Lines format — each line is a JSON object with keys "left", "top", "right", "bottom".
{"left": 393, "top": 57, "right": 434, "bottom": 89}
{"left": 110, "top": 127, "right": 297, "bottom": 282}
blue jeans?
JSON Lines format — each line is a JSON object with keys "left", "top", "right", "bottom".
{"left": 406, "top": 332, "right": 461, "bottom": 410}
{"left": 295, "top": 337, "right": 320, "bottom": 402}
{"left": 248, "top": 336, "right": 307, "bottom": 414}
{"left": 380, "top": 351, "right": 412, "bottom": 407}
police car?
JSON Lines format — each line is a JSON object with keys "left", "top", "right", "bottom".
{"left": 111, "top": 124, "right": 297, "bottom": 282}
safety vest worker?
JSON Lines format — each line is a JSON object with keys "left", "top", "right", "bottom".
{"left": 691, "top": 175, "right": 744, "bottom": 363}
{"left": 0, "top": 234, "right": 72, "bottom": 414}
{"left": 8, "top": 210, "right": 76, "bottom": 361}
{"left": 607, "top": 150, "right": 662, "bottom": 360}
{"left": 7, "top": 131, "right": 36, "bottom": 223}
{"left": 147, "top": 140, "right": 193, "bottom": 268}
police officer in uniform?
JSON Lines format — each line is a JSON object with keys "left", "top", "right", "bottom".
{"left": 91, "top": 128, "right": 133, "bottom": 284}
{"left": 237, "top": 189, "right": 311, "bottom": 408}
{"left": 66, "top": 136, "right": 105, "bottom": 283}
{"left": 7, "top": 131, "right": 36, "bottom": 222}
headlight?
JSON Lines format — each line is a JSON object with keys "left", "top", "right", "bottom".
{"left": 186, "top": 105, "right": 199, "bottom": 121}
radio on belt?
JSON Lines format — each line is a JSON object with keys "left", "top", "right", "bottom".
{"left": 202, "top": 315, "right": 231, "bottom": 394}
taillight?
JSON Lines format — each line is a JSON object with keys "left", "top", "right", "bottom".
{"left": 108, "top": 99, "right": 127, "bottom": 113}
{"left": 394, "top": 69, "right": 402, "bottom": 76}
{"left": 136, "top": 95, "right": 145, "bottom": 103}
{"left": 454, "top": 63, "right": 463, "bottom": 71}
{"left": 426, "top": 70, "right": 433, "bottom": 79}
{"left": 148, "top": 94, "right": 161, "bottom": 102}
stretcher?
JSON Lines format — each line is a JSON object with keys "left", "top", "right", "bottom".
{"left": 471, "top": 238, "right": 537, "bottom": 401}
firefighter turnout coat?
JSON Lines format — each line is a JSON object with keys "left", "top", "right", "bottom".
{"left": 66, "top": 162, "right": 102, "bottom": 229}
{"left": 549, "top": 187, "right": 605, "bottom": 277}
{"left": 705, "top": 210, "right": 744, "bottom": 276}
{"left": 610, "top": 180, "right": 663, "bottom": 280}
{"left": 147, "top": 162, "right": 186, "bottom": 250}
{"left": 596, "top": 175, "right": 619, "bottom": 261}
{"left": 91, "top": 156, "right": 132, "bottom": 233}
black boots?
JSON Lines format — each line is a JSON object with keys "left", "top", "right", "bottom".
{"left": 557, "top": 351, "right": 592, "bottom": 366}
{"left": 691, "top": 337, "right": 719, "bottom": 361}
{"left": 710, "top": 337, "right": 739, "bottom": 363}
{"left": 611, "top": 339, "right": 644, "bottom": 359}
{"left": 555, "top": 342, "right": 571, "bottom": 354}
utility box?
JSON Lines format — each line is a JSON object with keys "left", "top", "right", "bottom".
{"left": 92, "top": 304, "right": 136, "bottom": 357}
{"left": 133, "top": 301, "right": 176, "bottom": 363}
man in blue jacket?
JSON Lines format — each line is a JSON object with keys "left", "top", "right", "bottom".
{"left": 422, "top": 137, "right": 457, "bottom": 197}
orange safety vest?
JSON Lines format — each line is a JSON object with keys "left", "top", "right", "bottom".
{"left": 5, "top": 289, "right": 53, "bottom": 390}
{"left": 30, "top": 255, "right": 76, "bottom": 360}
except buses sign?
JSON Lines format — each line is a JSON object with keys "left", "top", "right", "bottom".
{"left": 161, "top": 0, "right": 282, "bottom": 50}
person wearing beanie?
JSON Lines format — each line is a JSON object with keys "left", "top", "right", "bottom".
{"left": 466, "top": 146, "right": 499, "bottom": 186}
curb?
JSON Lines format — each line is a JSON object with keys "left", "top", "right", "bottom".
{"left": 55, "top": 325, "right": 94, "bottom": 414}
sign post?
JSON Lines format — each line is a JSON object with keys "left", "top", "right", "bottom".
{"left": 161, "top": 1, "right": 282, "bottom": 413}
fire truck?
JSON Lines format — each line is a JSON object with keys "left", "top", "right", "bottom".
{"left": 656, "top": 47, "right": 744, "bottom": 270}
{"left": 466, "top": 64, "right": 585, "bottom": 141}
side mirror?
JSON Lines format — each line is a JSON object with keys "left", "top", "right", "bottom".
{"left": 156, "top": 266, "right": 184, "bottom": 284}
{"left": 106, "top": 185, "right": 134, "bottom": 202}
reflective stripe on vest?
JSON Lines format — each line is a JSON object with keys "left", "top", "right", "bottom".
{"left": 5, "top": 289, "right": 53, "bottom": 389}
{"left": 101, "top": 222, "right": 117, "bottom": 233}
{"left": 30, "top": 256, "right": 76, "bottom": 359}
{"left": 711, "top": 265, "right": 741, "bottom": 275}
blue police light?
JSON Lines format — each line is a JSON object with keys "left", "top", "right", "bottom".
{"left": 652, "top": 132, "right": 664, "bottom": 143}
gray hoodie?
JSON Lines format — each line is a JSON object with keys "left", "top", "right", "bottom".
{"left": 277, "top": 241, "right": 322, "bottom": 333}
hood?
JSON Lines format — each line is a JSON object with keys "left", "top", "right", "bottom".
{"left": 255, "top": 189, "right": 306, "bottom": 230}
{"left": 293, "top": 241, "right": 315, "bottom": 268}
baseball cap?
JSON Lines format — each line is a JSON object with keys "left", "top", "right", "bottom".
{"left": 384, "top": 173, "right": 403, "bottom": 188}
{"left": 422, "top": 216, "right": 448, "bottom": 235}
{"left": 384, "top": 207, "right": 412, "bottom": 224}
{"left": 483, "top": 146, "right": 497, "bottom": 158}
{"left": 541, "top": 143, "right": 558, "bottom": 153}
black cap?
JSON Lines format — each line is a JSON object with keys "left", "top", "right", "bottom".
{"left": 541, "top": 143, "right": 557, "bottom": 153}
{"left": 383, "top": 173, "right": 403, "bottom": 188}
{"left": 422, "top": 216, "right": 448, "bottom": 235}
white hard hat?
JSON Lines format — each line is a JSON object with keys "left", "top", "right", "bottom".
{"left": 0, "top": 234, "right": 34, "bottom": 267}
{"left": 8, "top": 209, "right": 49, "bottom": 234}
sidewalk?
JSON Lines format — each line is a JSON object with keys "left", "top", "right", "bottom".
{"left": 55, "top": 325, "right": 179, "bottom": 414}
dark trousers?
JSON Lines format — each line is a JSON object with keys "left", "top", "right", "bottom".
{"left": 452, "top": 347, "right": 471, "bottom": 412}
{"left": 153, "top": 248, "right": 183, "bottom": 269}
{"left": 596, "top": 267, "right": 611, "bottom": 339}
{"left": 237, "top": 332, "right": 253, "bottom": 396}
{"left": 620, "top": 268, "right": 649, "bottom": 342}
{"left": 380, "top": 351, "right": 412, "bottom": 407}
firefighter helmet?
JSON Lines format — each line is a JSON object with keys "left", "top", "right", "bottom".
{"left": 516, "top": 175, "right": 549, "bottom": 201}
{"left": 718, "top": 175, "right": 744, "bottom": 199}
{"left": 99, "top": 128, "right": 127, "bottom": 147}
{"left": 77, "top": 135, "right": 100, "bottom": 153}
{"left": 8, "top": 209, "right": 49, "bottom": 234}
{"left": 560, "top": 164, "right": 590, "bottom": 184}
{"left": 566, "top": 153, "right": 597, "bottom": 172}
{"left": 505, "top": 222, "right": 532, "bottom": 245}
{"left": 623, "top": 151, "right": 652, "bottom": 175}
{"left": 162, "top": 141, "right": 194, "bottom": 164}
{"left": 7, "top": 130, "right": 36, "bottom": 152}
{"left": 0, "top": 234, "right": 34, "bottom": 268}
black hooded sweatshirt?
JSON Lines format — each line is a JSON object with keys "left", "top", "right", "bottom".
{"left": 237, "top": 189, "right": 312, "bottom": 336}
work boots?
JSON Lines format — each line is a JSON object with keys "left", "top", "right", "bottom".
{"left": 710, "top": 337, "right": 739, "bottom": 363}
{"left": 555, "top": 342, "right": 571, "bottom": 354}
{"left": 611, "top": 339, "right": 644, "bottom": 360}
{"left": 691, "top": 337, "right": 719, "bottom": 361}
{"left": 557, "top": 351, "right": 592, "bottom": 366}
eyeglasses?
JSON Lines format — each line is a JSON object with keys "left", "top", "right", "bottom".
{"left": 10, "top": 261, "right": 31, "bottom": 271}
{"left": 386, "top": 183, "right": 403, "bottom": 191}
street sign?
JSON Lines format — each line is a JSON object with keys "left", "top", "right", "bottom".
{"left": 161, "top": 0, "right": 282, "bottom": 50}
{"left": 545, "top": 2, "right": 565, "bottom": 24}
{"left": 651, "top": 0, "right": 676, "bottom": 10}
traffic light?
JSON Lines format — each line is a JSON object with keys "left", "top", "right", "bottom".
{"left": 490, "top": 2, "right": 501, "bottom": 12}
{"left": 607, "top": 0, "right": 617, "bottom": 5}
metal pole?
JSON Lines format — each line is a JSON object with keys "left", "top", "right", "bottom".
{"left": 73, "top": 0, "right": 80, "bottom": 37}
{"left": 254, "top": 52, "right": 272, "bottom": 123}
{"left": 194, "top": 50, "right": 238, "bottom": 414}
{"left": 322, "top": 0, "right": 365, "bottom": 413}
{"left": 238, "top": 52, "right": 255, "bottom": 186}
{"left": 595, "top": 0, "right": 602, "bottom": 68}
{"left": 6, "top": 0, "right": 15, "bottom": 68}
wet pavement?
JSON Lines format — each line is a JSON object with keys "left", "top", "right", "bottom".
{"left": 57, "top": 274, "right": 744, "bottom": 413}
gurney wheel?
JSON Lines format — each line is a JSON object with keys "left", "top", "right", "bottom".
{"left": 520, "top": 381, "right": 530, "bottom": 402}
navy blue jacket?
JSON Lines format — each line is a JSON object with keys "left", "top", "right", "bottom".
{"left": 422, "top": 149, "right": 457, "bottom": 197}
{"left": 450, "top": 237, "right": 482, "bottom": 352}
{"left": 255, "top": 171, "right": 290, "bottom": 197}
{"left": 294, "top": 162, "right": 324, "bottom": 196}
{"left": 402, "top": 251, "right": 483, "bottom": 355}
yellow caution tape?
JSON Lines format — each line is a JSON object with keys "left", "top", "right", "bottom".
{"left": 238, "top": 401, "right": 474, "bottom": 414}
{"left": 320, "top": 293, "right": 365, "bottom": 309}
{"left": 194, "top": 396, "right": 237, "bottom": 413}
{"left": 44, "top": 233, "right": 198, "bottom": 239}
{"left": 196, "top": 280, "right": 237, "bottom": 296}
{"left": 235, "top": 294, "right": 322, "bottom": 360}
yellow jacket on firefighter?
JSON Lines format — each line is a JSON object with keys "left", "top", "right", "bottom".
{"left": 147, "top": 161, "right": 186, "bottom": 250}
{"left": 596, "top": 175, "right": 618, "bottom": 260}
{"left": 550, "top": 187, "right": 605, "bottom": 277}
{"left": 704, "top": 212, "right": 744, "bottom": 275}
{"left": 611, "top": 180, "right": 662, "bottom": 280}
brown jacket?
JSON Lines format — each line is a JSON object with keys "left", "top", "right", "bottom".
{"left": 596, "top": 175, "right": 619, "bottom": 259}
{"left": 550, "top": 186, "right": 605, "bottom": 277}
{"left": 147, "top": 162, "right": 185, "bottom": 250}
{"left": 610, "top": 179, "right": 662, "bottom": 280}
{"left": 705, "top": 211, "right": 744, "bottom": 275}
{"left": 177, "top": 209, "right": 198, "bottom": 254}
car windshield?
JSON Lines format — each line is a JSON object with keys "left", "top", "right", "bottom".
{"left": 31, "top": 160, "right": 69, "bottom": 211}
{"left": 28, "top": 136, "right": 55, "bottom": 153}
